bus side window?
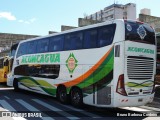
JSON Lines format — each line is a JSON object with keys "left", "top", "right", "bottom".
{"left": 98, "top": 24, "right": 116, "bottom": 47}
{"left": 49, "top": 36, "right": 64, "bottom": 52}
{"left": 37, "top": 38, "right": 49, "bottom": 53}
{"left": 27, "top": 41, "right": 37, "bottom": 54}
{"left": 14, "top": 65, "right": 28, "bottom": 76}
{"left": 64, "top": 32, "right": 83, "bottom": 50}
{"left": 84, "top": 29, "right": 97, "bottom": 49}
{"left": 16, "top": 42, "right": 28, "bottom": 58}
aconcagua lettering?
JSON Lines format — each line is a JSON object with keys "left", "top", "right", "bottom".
{"left": 127, "top": 47, "right": 154, "bottom": 54}
{"left": 21, "top": 53, "right": 60, "bottom": 64}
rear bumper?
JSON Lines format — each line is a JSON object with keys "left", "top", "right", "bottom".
{"left": 114, "top": 94, "right": 154, "bottom": 107}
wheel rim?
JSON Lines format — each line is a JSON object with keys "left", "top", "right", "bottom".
{"left": 72, "top": 91, "right": 80, "bottom": 104}
{"left": 59, "top": 90, "right": 66, "bottom": 102}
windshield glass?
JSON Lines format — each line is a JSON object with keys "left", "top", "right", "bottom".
{"left": 125, "top": 21, "right": 155, "bottom": 45}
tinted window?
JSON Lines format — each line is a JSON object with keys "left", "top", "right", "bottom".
{"left": 125, "top": 21, "right": 155, "bottom": 45}
{"left": 4, "top": 59, "right": 9, "bottom": 66}
{"left": 14, "top": 65, "right": 28, "bottom": 76}
{"left": 37, "top": 38, "right": 49, "bottom": 53}
{"left": 157, "top": 35, "right": 160, "bottom": 52}
{"left": 16, "top": 42, "right": 28, "bottom": 58}
{"left": 14, "top": 64, "right": 60, "bottom": 79}
{"left": 27, "top": 41, "right": 37, "bottom": 54}
{"left": 84, "top": 30, "right": 97, "bottom": 49}
{"left": 98, "top": 24, "right": 116, "bottom": 47}
{"left": 64, "top": 32, "right": 83, "bottom": 50}
{"left": 9, "top": 58, "right": 14, "bottom": 72}
{"left": 10, "top": 43, "right": 18, "bottom": 57}
{"left": 0, "top": 58, "right": 4, "bottom": 68}
{"left": 49, "top": 36, "right": 64, "bottom": 52}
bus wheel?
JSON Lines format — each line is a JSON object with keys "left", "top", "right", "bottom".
{"left": 13, "top": 79, "right": 19, "bottom": 92}
{"left": 70, "top": 88, "right": 83, "bottom": 107}
{"left": 57, "top": 86, "right": 68, "bottom": 104}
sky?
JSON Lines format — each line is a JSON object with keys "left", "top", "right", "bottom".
{"left": 0, "top": 0, "right": 159, "bottom": 36}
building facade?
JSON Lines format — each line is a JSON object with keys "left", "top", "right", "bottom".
{"left": 139, "top": 14, "right": 160, "bottom": 33}
{"left": 140, "top": 8, "right": 151, "bottom": 16}
{"left": 0, "top": 33, "right": 39, "bottom": 57}
{"left": 85, "top": 3, "right": 136, "bottom": 21}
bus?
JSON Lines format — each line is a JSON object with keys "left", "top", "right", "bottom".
{"left": 8, "top": 19, "right": 156, "bottom": 107}
{"left": 7, "top": 43, "right": 19, "bottom": 86}
{"left": 0, "top": 56, "right": 9, "bottom": 83}
{"left": 156, "top": 33, "right": 160, "bottom": 84}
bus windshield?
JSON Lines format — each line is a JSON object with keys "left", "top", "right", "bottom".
{"left": 125, "top": 21, "right": 155, "bottom": 45}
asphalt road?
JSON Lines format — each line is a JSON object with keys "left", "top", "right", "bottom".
{"left": 0, "top": 84, "right": 159, "bottom": 120}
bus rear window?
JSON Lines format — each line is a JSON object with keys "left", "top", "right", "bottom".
{"left": 125, "top": 21, "right": 155, "bottom": 45}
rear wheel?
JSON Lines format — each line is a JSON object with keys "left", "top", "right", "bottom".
{"left": 57, "top": 86, "right": 68, "bottom": 104}
{"left": 70, "top": 88, "right": 83, "bottom": 107}
{"left": 13, "top": 79, "right": 19, "bottom": 92}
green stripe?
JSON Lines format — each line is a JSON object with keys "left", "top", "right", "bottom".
{"left": 126, "top": 80, "right": 154, "bottom": 88}
{"left": 77, "top": 48, "right": 114, "bottom": 88}
{"left": 18, "top": 77, "right": 56, "bottom": 96}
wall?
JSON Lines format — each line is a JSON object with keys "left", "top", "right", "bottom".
{"left": 139, "top": 14, "right": 160, "bottom": 32}
{"left": 0, "top": 33, "right": 39, "bottom": 57}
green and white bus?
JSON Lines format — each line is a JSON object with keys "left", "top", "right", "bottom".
{"left": 8, "top": 19, "right": 156, "bottom": 107}
{"left": 7, "top": 43, "right": 19, "bottom": 86}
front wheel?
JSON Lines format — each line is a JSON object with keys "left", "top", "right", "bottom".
{"left": 70, "top": 88, "right": 83, "bottom": 107}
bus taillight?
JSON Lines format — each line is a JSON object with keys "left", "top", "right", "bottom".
{"left": 4, "top": 72, "right": 7, "bottom": 78}
{"left": 116, "top": 74, "right": 127, "bottom": 96}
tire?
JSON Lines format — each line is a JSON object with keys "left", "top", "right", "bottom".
{"left": 13, "top": 79, "right": 19, "bottom": 92}
{"left": 57, "top": 86, "right": 68, "bottom": 104}
{"left": 70, "top": 88, "right": 83, "bottom": 107}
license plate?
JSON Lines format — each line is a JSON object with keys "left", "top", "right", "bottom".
{"left": 138, "top": 98, "right": 143, "bottom": 102}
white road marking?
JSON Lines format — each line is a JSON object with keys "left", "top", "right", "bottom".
{"left": 59, "top": 103, "right": 101, "bottom": 118}
{"left": 0, "top": 88, "right": 14, "bottom": 90}
{"left": 32, "top": 99, "right": 79, "bottom": 120}
{"left": 16, "top": 99, "right": 54, "bottom": 120}
{"left": 0, "top": 100, "right": 16, "bottom": 111}
{"left": 4, "top": 96, "right": 10, "bottom": 100}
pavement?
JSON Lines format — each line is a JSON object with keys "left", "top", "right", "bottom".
{"left": 145, "top": 85, "right": 160, "bottom": 109}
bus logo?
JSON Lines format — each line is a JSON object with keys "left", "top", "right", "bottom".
{"left": 66, "top": 53, "right": 78, "bottom": 74}
{"left": 137, "top": 25, "right": 146, "bottom": 40}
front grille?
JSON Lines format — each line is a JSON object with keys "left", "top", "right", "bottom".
{"left": 127, "top": 56, "right": 154, "bottom": 80}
